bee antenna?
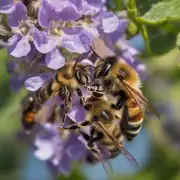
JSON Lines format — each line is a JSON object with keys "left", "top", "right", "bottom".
{"left": 73, "top": 54, "right": 82, "bottom": 70}
{"left": 90, "top": 46, "right": 103, "bottom": 61}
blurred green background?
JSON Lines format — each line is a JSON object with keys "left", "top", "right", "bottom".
{"left": 1, "top": 0, "right": 180, "bottom": 179}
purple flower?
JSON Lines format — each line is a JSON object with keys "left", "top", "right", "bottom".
{"left": 0, "top": 0, "right": 15, "bottom": 14}
{"left": 7, "top": 2, "right": 33, "bottom": 57}
{"left": 34, "top": 123, "right": 86, "bottom": 174}
{"left": 38, "top": 0, "right": 82, "bottom": 28}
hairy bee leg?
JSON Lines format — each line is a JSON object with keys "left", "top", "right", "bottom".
{"left": 76, "top": 88, "right": 85, "bottom": 106}
{"left": 87, "top": 133, "right": 103, "bottom": 149}
{"left": 61, "top": 89, "right": 72, "bottom": 127}
{"left": 79, "top": 130, "right": 101, "bottom": 154}
{"left": 57, "top": 120, "right": 91, "bottom": 131}
{"left": 61, "top": 102, "right": 72, "bottom": 127}
{"left": 111, "top": 97, "right": 124, "bottom": 109}
{"left": 79, "top": 130, "right": 112, "bottom": 177}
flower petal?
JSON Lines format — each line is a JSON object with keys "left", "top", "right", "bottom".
{"left": 10, "top": 36, "right": 31, "bottom": 57}
{"left": 57, "top": 6, "right": 81, "bottom": 21}
{"left": 31, "top": 27, "right": 57, "bottom": 53}
{"left": 0, "top": 0, "right": 15, "bottom": 14}
{"left": 68, "top": 98, "right": 85, "bottom": 123}
{"left": 102, "top": 12, "right": 119, "bottom": 33}
{"left": 61, "top": 29, "right": 93, "bottom": 53}
{"left": 82, "top": 0, "right": 102, "bottom": 15}
{"left": 7, "top": 1, "right": 27, "bottom": 27}
{"left": 24, "top": 73, "right": 51, "bottom": 91}
{"left": 45, "top": 48, "right": 65, "bottom": 69}
{"left": 8, "top": 34, "right": 21, "bottom": 46}
{"left": 38, "top": 0, "right": 58, "bottom": 28}
{"left": 107, "top": 19, "right": 128, "bottom": 43}
{"left": 34, "top": 138, "right": 53, "bottom": 161}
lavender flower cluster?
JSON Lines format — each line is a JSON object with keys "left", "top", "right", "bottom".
{"left": 1, "top": 0, "right": 146, "bottom": 176}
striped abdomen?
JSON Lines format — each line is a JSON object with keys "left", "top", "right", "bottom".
{"left": 35, "top": 79, "right": 60, "bottom": 104}
{"left": 121, "top": 98, "right": 144, "bottom": 141}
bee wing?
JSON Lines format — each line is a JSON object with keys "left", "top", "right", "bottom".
{"left": 96, "top": 122, "right": 139, "bottom": 168}
{"left": 35, "top": 95, "right": 58, "bottom": 124}
{"left": 92, "top": 38, "right": 115, "bottom": 59}
{"left": 120, "top": 79, "right": 160, "bottom": 119}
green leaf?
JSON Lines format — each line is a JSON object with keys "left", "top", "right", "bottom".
{"left": 176, "top": 32, "right": 180, "bottom": 49}
{"left": 138, "top": 0, "right": 180, "bottom": 25}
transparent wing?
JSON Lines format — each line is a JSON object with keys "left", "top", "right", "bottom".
{"left": 35, "top": 95, "right": 59, "bottom": 124}
{"left": 119, "top": 79, "right": 160, "bottom": 119}
{"left": 96, "top": 122, "right": 139, "bottom": 168}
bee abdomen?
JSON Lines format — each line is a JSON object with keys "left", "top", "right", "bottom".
{"left": 22, "top": 112, "right": 36, "bottom": 130}
{"left": 121, "top": 107, "right": 143, "bottom": 141}
{"left": 122, "top": 121, "right": 142, "bottom": 141}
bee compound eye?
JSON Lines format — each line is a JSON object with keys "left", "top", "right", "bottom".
{"left": 63, "top": 74, "right": 71, "bottom": 79}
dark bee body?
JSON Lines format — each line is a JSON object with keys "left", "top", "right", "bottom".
{"left": 35, "top": 61, "right": 90, "bottom": 126}
{"left": 21, "top": 95, "right": 40, "bottom": 132}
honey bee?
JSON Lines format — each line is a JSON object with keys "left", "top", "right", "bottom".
{"left": 34, "top": 58, "right": 91, "bottom": 127}
{"left": 58, "top": 96, "right": 139, "bottom": 168}
{"left": 21, "top": 93, "right": 58, "bottom": 134}
{"left": 91, "top": 38, "right": 160, "bottom": 141}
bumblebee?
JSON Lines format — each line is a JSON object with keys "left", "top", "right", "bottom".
{"left": 58, "top": 96, "right": 139, "bottom": 167}
{"left": 34, "top": 58, "right": 91, "bottom": 127}
{"left": 92, "top": 54, "right": 159, "bottom": 141}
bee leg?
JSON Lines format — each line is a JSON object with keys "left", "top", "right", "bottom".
{"left": 58, "top": 120, "right": 91, "bottom": 131}
{"left": 29, "top": 52, "right": 42, "bottom": 69}
{"left": 76, "top": 88, "right": 85, "bottom": 106}
{"left": 61, "top": 90, "right": 72, "bottom": 127}
{"left": 111, "top": 98, "right": 124, "bottom": 110}
{"left": 111, "top": 91, "right": 126, "bottom": 110}
{"left": 79, "top": 130, "right": 101, "bottom": 154}
{"left": 87, "top": 133, "right": 103, "bottom": 150}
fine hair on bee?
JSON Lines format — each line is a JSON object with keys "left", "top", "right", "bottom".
{"left": 58, "top": 95, "right": 139, "bottom": 173}
{"left": 34, "top": 55, "right": 93, "bottom": 127}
